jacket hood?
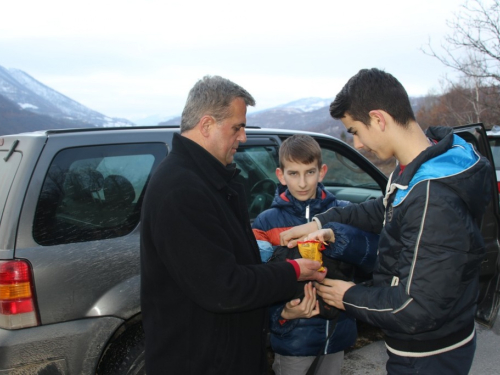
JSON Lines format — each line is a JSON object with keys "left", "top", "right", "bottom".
{"left": 393, "top": 126, "right": 492, "bottom": 219}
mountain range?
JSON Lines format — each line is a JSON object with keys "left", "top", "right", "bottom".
{"left": 0, "top": 65, "right": 425, "bottom": 139}
{"left": 160, "top": 97, "right": 348, "bottom": 138}
{"left": 0, "top": 65, "right": 134, "bottom": 135}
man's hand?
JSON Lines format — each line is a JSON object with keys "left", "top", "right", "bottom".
{"left": 281, "top": 282, "right": 320, "bottom": 320}
{"left": 305, "top": 229, "right": 335, "bottom": 243}
{"left": 280, "top": 221, "right": 319, "bottom": 248}
{"left": 315, "top": 279, "right": 355, "bottom": 310}
{"left": 295, "top": 258, "right": 327, "bottom": 282}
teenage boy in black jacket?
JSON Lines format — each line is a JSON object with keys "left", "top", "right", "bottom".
{"left": 280, "top": 68, "right": 492, "bottom": 375}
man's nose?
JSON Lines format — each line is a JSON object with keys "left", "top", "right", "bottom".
{"left": 238, "top": 128, "right": 247, "bottom": 143}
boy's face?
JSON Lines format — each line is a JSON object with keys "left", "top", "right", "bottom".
{"left": 341, "top": 113, "right": 392, "bottom": 161}
{"left": 276, "top": 160, "right": 327, "bottom": 201}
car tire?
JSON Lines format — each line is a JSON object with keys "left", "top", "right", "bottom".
{"left": 96, "top": 322, "right": 146, "bottom": 375}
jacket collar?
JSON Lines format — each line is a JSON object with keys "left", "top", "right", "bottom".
{"left": 393, "top": 126, "right": 454, "bottom": 185}
{"left": 389, "top": 126, "right": 487, "bottom": 214}
{"left": 172, "top": 133, "right": 239, "bottom": 190}
{"left": 273, "top": 183, "right": 335, "bottom": 217}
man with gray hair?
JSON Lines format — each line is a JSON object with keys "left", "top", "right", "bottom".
{"left": 140, "top": 75, "right": 326, "bottom": 375}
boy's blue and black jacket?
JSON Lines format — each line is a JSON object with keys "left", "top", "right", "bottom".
{"left": 252, "top": 184, "right": 379, "bottom": 356}
{"left": 314, "top": 126, "right": 492, "bottom": 356}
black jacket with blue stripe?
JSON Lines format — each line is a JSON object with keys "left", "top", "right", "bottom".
{"left": 315, "top": 126, "right": 492, "bottom": 356}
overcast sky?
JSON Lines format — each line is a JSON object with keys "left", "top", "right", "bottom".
{"left": 1, "top": 0, "right": 466, "bottom": 123}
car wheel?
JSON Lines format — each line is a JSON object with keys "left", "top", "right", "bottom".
{"left": 96, "top": 322, "right": 146, "bottom": 375}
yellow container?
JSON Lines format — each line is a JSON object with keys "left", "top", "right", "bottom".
{"left": 297, "top": 241, "right": 325, "bottom": 272}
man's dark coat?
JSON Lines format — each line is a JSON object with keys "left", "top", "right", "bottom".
{"left": 140, "top": 133, "right": 298, "bottom": 375}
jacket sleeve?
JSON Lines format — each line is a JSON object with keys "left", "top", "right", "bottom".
{"left": 150, "top": 180, "right": 298, "bottom": 314}
{"left": 252, "top": 212, "right": 277, "bottom": 263}
{"left": 321, "top": 222, "right": 379, "bottom": 273}
{"left": 268, "top": 302, "right": 300, "bottom": 335}
{"left": 315, "top": 196, "right": 385, "bottom": 234}
{"left": 341, "top": 181, "right": 484, "bottom": 334}
{"left": 252, "top": 209, "right": 293, "bottom": 262}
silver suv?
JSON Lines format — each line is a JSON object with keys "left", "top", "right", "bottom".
{"left": 1, "top": 124, "right": 499, "bottom": 374}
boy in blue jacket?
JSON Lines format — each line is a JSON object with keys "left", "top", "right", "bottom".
{"left": 252, "top": 134, "right": 378, "bottom": 375}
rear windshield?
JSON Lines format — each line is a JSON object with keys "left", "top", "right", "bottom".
{"left": 0, "top": 151, "right": 22, "bottom": 227}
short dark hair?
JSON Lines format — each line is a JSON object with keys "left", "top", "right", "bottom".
{"left": 180, "top": 75, "right": 256, "bottom": 133}
{"left": 279, "top": 134, "right": 322, "bottom": 170}
{"left": 329, "top": 68, "right": 415, "bottom": 127}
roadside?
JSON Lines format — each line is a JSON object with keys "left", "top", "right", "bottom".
{"left": 268, "top": 317, "right": 500, "bottom": 374}
{"left": 267, "top": 320, "right": 384, "bottom": 374}
{"left": 345, "top": 320, "right": 384, "bottom": 354}
{"left": 341, "top": 316, "right": 500, "bottom": 375}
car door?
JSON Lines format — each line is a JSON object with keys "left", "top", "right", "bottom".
{"left": 15, "top": 130, "right": 169, "bottom": 324}
{"left": 453, "top": 123, "right": 500, "bottom": 328}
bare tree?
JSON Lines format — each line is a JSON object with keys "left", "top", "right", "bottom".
{"left": 424, "top": 0, "right": 500, "bottom": 84}
{"left": 421, "top": 0, "right": 500, "bottom": 127}
{"left": 416, "top": 77, "right": 500, "bottom": 127}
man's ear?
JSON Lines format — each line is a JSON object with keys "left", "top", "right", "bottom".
{"left": 276, "top": 168, "right": 287, "bottom": 185}
{"left": 368, "top": 110, "right": 387, "bottom": 131}
{"left": 318, "top": 164, "right": 328, "bottom": 183}
{"left": 199, "top": 115, "right": 216, "bottom": 137}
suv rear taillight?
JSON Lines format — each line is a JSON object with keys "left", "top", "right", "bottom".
{"left": 0, "top": 260, "right": 39, "bottom": 329}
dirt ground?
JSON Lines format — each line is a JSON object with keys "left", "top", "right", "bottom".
{"left": 267, "top": 320, "right": 384, "bottom": 374}
{"left": 347, "top": 321, "right": 385, "bottom": 352}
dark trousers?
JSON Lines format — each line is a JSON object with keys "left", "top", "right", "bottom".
{"left": 386, "top": 335, "right": 476, "bottom": 375}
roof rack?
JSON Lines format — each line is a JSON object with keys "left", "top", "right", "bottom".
{"left": 45, "top": 125, "right": 181, "bottom": 135}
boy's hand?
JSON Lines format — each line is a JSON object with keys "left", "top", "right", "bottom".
{"left": 280, "top": 221, "right": 319, "bottom": 248}
{"left": 281, "top": 282, "right": 320, "bottom": 320}
{"left": 305, "top": 229, "right": 335, "bottom": 243}
{"left": 315, "top": 279, "right": 355, "bottom": 310}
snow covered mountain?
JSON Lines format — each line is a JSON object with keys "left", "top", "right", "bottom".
{"left": 272, "top": 97, "right": 334, "bottom": 113}
{"left": 159, "top": 96, "right": 347, "bottom": 138}
{"left": 247, "top": 97, "right": 346, "bottom": 137}
{"left": 0, "top": 65, "right": 134, "bottom": 128}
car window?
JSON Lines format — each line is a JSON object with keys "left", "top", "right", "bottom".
{"left": 234, "top": 145, "right": 279, "bottom": 221}
{"left": 321, "top": 148, "right": 380, "bottom": 189}
{"left": 33, "top": 143, "right": 166, "bottom": 246}
{"left": 320, "top": 147, "right": 382, "bottom": 203}
{"left": 233, "top": 141, "right": 383, "bottom": 221}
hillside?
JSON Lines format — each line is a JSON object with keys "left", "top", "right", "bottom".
{"left": 160, "top": 97, "right": 348, "bottom": 139}
{"left": 0, "top": 94, "right": 91, "bottom": 135}
{"left": 0, "top": 65, "right": 134, "bottom": 135}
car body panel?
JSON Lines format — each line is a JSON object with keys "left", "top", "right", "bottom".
{"left": 0, "top": 133, "right": 47, "bottom": 255}
{"left": 0, "top": 316, "right": 122, "bottom": 374}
